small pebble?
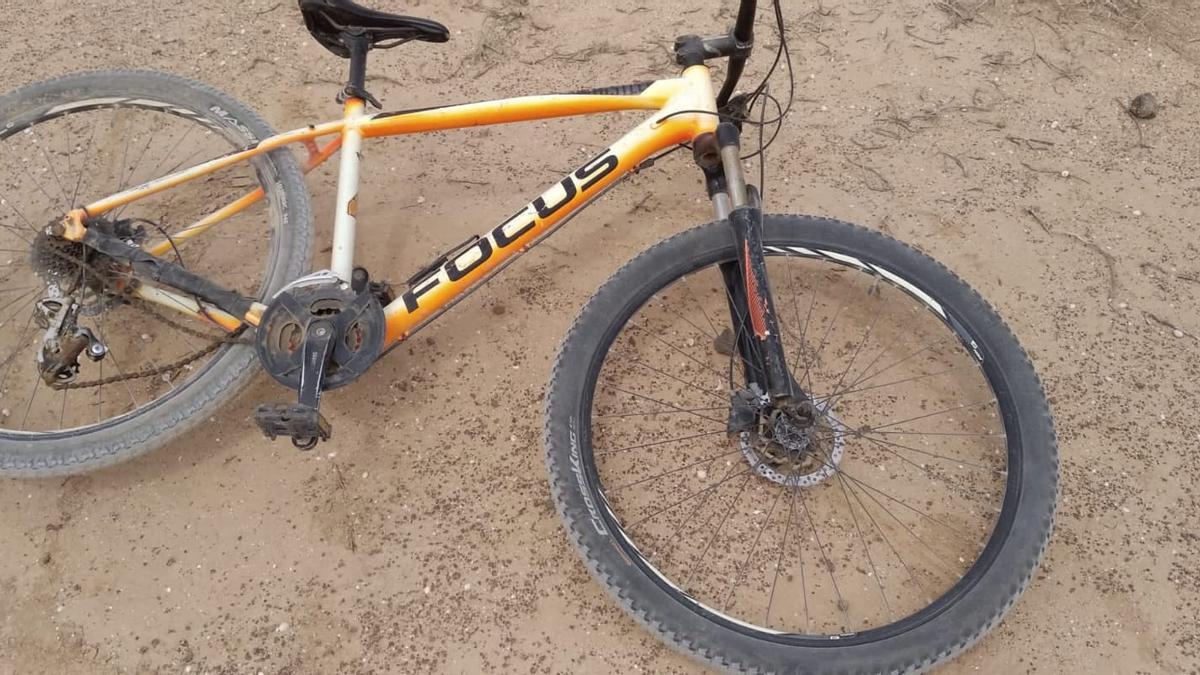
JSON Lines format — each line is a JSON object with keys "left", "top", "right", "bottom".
{"left": 1128, "top": 93, "right": 1158, "bottom": 120}
{"left": 696, "top": 469, "right": 707, "bottom": 479}
{"left": 1173, "top": 329, "right": 1184, "bottom": 338}
{"left": 1132, "top": 210, "right": 1143, "bottom": 217}
{"left": 276, "top": 622, "right": 289, "bottom": 632}
{"left": 713, "top": 327, "right": 736, "bottom": 356}
{"left": 1060, "top": 170, "right": 1070, "bottom": 178}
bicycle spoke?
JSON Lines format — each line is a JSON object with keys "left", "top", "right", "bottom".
{"left": 627, "top": 358, "right": 729, "bottom": 405}
{"left": 680, "top": 274, "right": 721, "bottom": 340}
{"left": 594, "top": 428, "right": 728, "bottom": 457}
{"left": 833, "top": 466, "right": 893, "bottom": 620}
{"left": 659, "top": 457, "right": 743, "bottom": 568}
{"left": 790, "top": 266, "right": 822, "bottom": 378}
{"left": 808, "top": 427, "right": 1002, "bottom": 472}
{"left": 653, "top": 294, "right": 717, "bottom": 342}
{"left": 29, "top": 128, "right": 71, "bottom": 207}
{"left": 815, "top": 454, "right": 975, "bottom": 542}
{"left": 819, "top": 299, "right": 882, "bottom": 413}
{"left": 627, "top": 318, "right": 729, "bottom": 383}
{"left": 722, "top": 483, "right": 785, "bottom": 611}
{"left": 797, "top": 487, "right": 850, "bottom": 629}
{"left": 96, "top": 358, "right": 104, "bottom": 422}
{"left": 0, "top": 288, "right": 39, "bottom": 325}
{"left": 95, "top": 313, "right": 140, "bottom": 411}
{"left": 801, "top": 296, "right": 845, "bottom": 395}
{"left": 625, "top": 465, "right": 754, "bottom": 530}
{"left": 817, "top": 364, "right": 972, "bottom": 402}
{"left": 70, "top": 121, "right": 100, "bottom": 206}
{"left": 766, "top": 482, "right": 799, "bottom": 627}
{"left": 594, "top": 404, "right": 727, "bottom": 419}
{"left": 0, "top": 309, "right": 39, "bottom": 396}
{"left": 827, "top": 337, "right": 952, "bottom": 406}
{"left": 608, "top": 447, "right": 743, "bottom": 492}
{"left": 835, "top": 469, "right": 935, "bottom": 601}
{"left": 0, "top": 285, "right": 39, "bottom": 295}
{"left": 113, "top": 119, "right": 168, "bottom": 220}
{"left": 0, "top": 143, "right": 61, "bottom": 219}
{"left": 19, "top": 379, "right": 40, "bottom": 430}
{"left": 868, "top": 429, "right": 1004, "bottom": 439}
{"left": 683, "top": 471, "right": 755, "bottom": 588}
{"left": 867, "top": 398, "right": 999, "bottom": 433}
{"left": 600, "top": 383, "right": 728, "bottom": 427}
{"left": 144, "top": 123, "right": 197, "bottom": 183}
{"left": 838, "top": 466, "right": 964, "bottom": 581}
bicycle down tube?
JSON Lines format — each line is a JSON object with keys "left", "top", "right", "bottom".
{"left": 56, "top": 65, "right": 719, "bottom": 345}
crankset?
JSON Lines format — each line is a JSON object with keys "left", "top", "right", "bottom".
{"left": 253, "top": 269, "right": 386, "bottom": 450}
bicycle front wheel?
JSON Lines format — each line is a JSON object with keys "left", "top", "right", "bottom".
{"left": 544, "top": 215, "right": 1057, "bottom": 673}
{"left": 0, "top": 70, "right": 312, "bottom": 477}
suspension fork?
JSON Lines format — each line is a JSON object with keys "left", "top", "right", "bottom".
{"left": 705, "top": 122, "right": 799, "bottom": 403}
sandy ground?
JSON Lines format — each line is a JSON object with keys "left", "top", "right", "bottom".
{"left": 1, "top": 0, "right": 1199, "bottom": 673}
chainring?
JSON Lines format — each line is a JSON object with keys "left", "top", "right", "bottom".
{"left": 254, "top": 282, "right": 386, "bottom": 391}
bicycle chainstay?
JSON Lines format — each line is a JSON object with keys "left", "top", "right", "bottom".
{"left": 37, "top": 241, "right": 251, "bottom": 391}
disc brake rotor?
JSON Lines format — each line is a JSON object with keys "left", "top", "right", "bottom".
{"left": 740, "top": 405, "right": 846, "bottom": 487}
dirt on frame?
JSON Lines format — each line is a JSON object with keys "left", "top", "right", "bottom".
{"left": 1, "top": 0, "right": 1198, "bottom": 673}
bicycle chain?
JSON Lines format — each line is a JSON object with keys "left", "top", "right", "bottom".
{"left": 54, "top": 300, "right": 250, "bottom": 390}
{"left": 40, "top": 238, "right": 253, "bottom": 391}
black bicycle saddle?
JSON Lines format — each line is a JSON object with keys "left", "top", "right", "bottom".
{"left": 298, "top": 0, "right": 450, "bottom": 58}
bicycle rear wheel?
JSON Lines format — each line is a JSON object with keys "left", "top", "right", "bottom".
{"left": 544, "top": 215, "right": 1057, "bottom": 673}
{"left": 0, "top": 70, "right": 311, "bottom": 477}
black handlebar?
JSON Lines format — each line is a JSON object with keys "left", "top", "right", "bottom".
{"left": 716, "top": 0, "right": 757, "bottom": 108}
{"left": 732, "top": 0, "right": 757, "bottom": 43}
{"left": 672, "top": 0, "right": 759, "bottom": 108}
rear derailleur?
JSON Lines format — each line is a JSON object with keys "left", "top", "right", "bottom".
{"left": 35, "top": 298, "right": 108, "bottom": 386}
{"left": 252, "top": 268, "right": 390, "bottom": 450}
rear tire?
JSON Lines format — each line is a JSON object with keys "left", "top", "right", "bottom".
{"left": 544, "top": 215, "right": 1058, "bottom": 673}
{"left": 0, "top": 70, "right": 312, "bottom": 477}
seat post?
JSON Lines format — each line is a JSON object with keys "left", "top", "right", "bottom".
{"left": 330, "top": 32, "right": 372, "bottom": 283}
{"left": 338, "top": 32, "right": 380, "bottom": 107}
{"left": 346, "top": 32, "right": 369, "bottom": 97}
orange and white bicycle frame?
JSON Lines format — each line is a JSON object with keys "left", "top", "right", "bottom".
{"left": 58, "top": 65, "right": 720, "bottom": 345}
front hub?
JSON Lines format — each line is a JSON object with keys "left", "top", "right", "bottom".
{"left": 729, "top": 388, "right": 845, "bottom": 487}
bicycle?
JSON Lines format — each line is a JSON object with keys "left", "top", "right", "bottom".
{"left": 0, "top": 0, "right": 1057, "bottom": 672}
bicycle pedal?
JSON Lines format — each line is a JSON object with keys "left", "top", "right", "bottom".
{"left": 254, "top": 403, "right": 331, "bottom": 451}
